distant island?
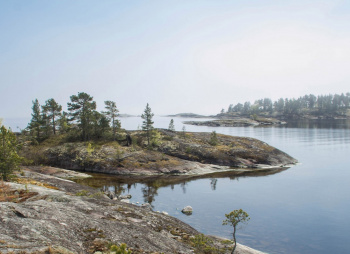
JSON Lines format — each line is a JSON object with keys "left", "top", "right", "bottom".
{"left": 222, "top": 92, "right": 350, "bottom": 120}
{"left": 184, "top": 92, "right": 350, "bottom": 127}
{"left": 166, "top": 113, "right": 208, "bottom": 118}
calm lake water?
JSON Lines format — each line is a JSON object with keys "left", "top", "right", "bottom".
{"left": 5, "top": 116, "right": 350, "bottom": 254}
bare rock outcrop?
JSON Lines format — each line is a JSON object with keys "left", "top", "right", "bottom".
{"left": 0, "top": 169, "right": 266, "bottom": 254}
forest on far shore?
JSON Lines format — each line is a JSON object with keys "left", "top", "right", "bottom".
{"left": 223, "top": 92, "right": 350, "bottom": 119}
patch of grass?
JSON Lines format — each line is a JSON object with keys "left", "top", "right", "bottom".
{"left": 75, "top": 190, "right": 89, "bottom": 196}
{"left": 108, "top": 243, "right": 132, "bottom": 254}
{"left": 191, "top": 234, "right": 230, "bottom": 254}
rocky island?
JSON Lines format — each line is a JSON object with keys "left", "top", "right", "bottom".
{"left": 21, "top": 129, "right": 297, "bottom": 176}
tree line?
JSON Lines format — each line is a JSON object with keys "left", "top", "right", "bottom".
{"left": 26, "top": 92, "right": 121, "bottom": 142}
{"left": 225, "top": 92, "right": 350, "bottom": 117}
{"left": 26, "top": 92, "right": 156, "bottom": 143}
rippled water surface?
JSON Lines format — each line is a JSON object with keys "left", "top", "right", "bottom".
{"left": 7, "top": 116, "right": 350, "bottom": 254}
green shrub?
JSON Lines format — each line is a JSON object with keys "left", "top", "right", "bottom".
{"left": 109, "top": 243, "right": 132, "bottom": 254}
{"left": 209, "top": 131, "right": 219, "bottom": 146}
{"left": 75, "top": 190, "right": 89, "bottom": 196}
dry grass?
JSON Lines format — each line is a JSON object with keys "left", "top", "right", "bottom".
{"left": 0, "top": 180, "right": 38, "bottom": 203}
{"left": 14, "top": 178, "right": 59, "bottom": 190}
{"left": 0, "top": 180, "right": 13, "bottom": 202}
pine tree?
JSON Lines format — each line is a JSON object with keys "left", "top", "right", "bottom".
{"left": 42, "top": 98, "right": 62, "bottom": 135}
{"left": 223, "top": 209, "right": 250, "bottom": 254}
{"left": 28, "top": 99, "right": 43, "bottom": 141}
{"left": 68, "top": 92, "right": 97, "bottom": 141}
{"left": 104, "top": 100, "right": 120, "bottom": 140}
{"left": 0, "top": 126, "right": 23, "bottom": 180}
{"left": 141, "top": 103, "right": 154, "bottom": 146}
{"left": 168, "top": 119, "right": 175, "bottom": 131}
{"left": 58, "top": 111, "right": 70, "bottom": 133}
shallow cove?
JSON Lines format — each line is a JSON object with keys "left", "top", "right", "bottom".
{"left": 75, "top": 117, "right": 350, "bottom": 254}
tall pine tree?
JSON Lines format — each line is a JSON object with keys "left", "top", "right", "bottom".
{"left": 104, "top": 100, "right": 120, "bottom": 140}
{"left": 168, "top": 119, "right": 175, "bottom": 131}
{"left": 67, "top": 92, "right": 97, "bottom": 141}
{"left": 28, "top": 99, "right": 43, "bottom": 141}
{"left": 42, "top": 98, "right": 62, "bottom": 135}
{"left": 141, "top": 103, "right": 154, "bottom": 146}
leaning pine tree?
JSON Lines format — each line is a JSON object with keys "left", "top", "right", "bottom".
{"left": 141, "top": 103, "right": 154, "bottom": 147}
{"left": 223, "top": 209, "right": 250, "bottom": 254}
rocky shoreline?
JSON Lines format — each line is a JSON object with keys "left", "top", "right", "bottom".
{"left": 0, "top": 167, "right": 266, "bottom": 254}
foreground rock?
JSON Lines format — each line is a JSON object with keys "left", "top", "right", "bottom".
{"left": 0, "top": 169, "right": 265, "bottom": 254}
{"left": 21, "top": 130, "right": 297, "bottom": 176}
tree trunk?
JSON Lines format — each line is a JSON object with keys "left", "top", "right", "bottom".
{"left": 147, "top": 129, "right": 150, "bottom": 146}
{"left": 112, "top": 118, "right": 116, "bottom": 141}
{"left": 231, "top": 226, "right": 237, "bottom": 254}
{"left": 52, "top": 115, "right": 56, "bottom": 135}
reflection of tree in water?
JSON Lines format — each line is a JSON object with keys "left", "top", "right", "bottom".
{"left": 210, "top": 178, "right": 218, "bottom": 190}
{"left": 180, "top": 182, "right": 187, "bottom": 193}
{"left": 77, "top": 167, "right": 287, "bottom": 206}
{"left": 141, "top": 180, "right": 161, "bottom": 207}
{"left": 100, "top": 183, "right": 137, "bottom": 196}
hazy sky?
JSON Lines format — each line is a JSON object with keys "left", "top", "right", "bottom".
{"left": 1, "top": 0, "right": 350, "bottom": 118}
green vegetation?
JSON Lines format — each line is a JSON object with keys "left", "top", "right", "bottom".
{"left": 0, "top": 126, "right": 23, "bottom": 180}
{"left": 226, "top": 92, "right": 350, "bottom": 118}
{"left": 104, "top": 100, "right": 121, "bottom": 140}
{"left": 191, "top": 234, "right": 232, "bottom": 254}
{"left": 223, "top": 209, "right": 250, "bottom": 254}
{"left": 42, "top": 98, "right": 62, "bottom": 135}
{"left": 141, "top": 103, "right": 154, "bottom": 147}
{"left": 24, "top": 92, "right": 123, "bottom": 144}
{"left": 67, "top": 92, "right": 97, "bottom": 141}
{"left": 168, "top": 118, "right": 175, "bottom": 131}
{"left": 28, "top": 99, "right": 43, "bottom": 140}
{"left": 109, "top": 243, "right": 132, "bottom": 254}
{"left": 75, "top": 190, "right": 89, "bottom": 196}
{"left": 209, "top": 131, "right": 219, "bottom": 146}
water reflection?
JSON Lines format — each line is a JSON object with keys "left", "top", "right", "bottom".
{"left": 75, "top": 167, "right": 288, "bottom": 206}
{"left": 284, "top": 119, "right": 350, "bottom": 129}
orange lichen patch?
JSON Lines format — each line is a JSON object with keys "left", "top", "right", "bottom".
{"left": 0, "top": 180, "right": 38, "bottom": 203}
{"left": 14, "top": 178, "right": 59, "bottom": 190}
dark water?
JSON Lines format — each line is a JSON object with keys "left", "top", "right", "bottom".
{"left": 7, "top": 117, "right": 350, "bottom": 253}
